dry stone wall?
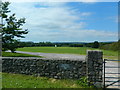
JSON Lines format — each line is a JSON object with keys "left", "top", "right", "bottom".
{"left": 86, "top": 50, "right": 103, "bottom": 87}
{"left": 2, "top": 57, "right": 86, "bottom": 79}
{"left": 2, "top": 50, "right": 103, "bottom": 88}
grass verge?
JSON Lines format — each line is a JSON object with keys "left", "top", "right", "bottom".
{"left": 2, "top": 73, "right": 93, "bottom": 88}
{"left": 2, "top": 52, "right": 42, "bottom": 57}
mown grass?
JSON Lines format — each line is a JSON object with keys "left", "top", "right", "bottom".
{"left": 2, "top": 73, "right": 92, "bottom": 88}
{"left": 2, "top": 52, "right": 42, "bottom": 57}
{"left": 17, "top": 47, "right": 118, "bottom": 59}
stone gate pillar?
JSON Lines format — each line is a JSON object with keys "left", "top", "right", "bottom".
{"left": 86, "top": 50, "right": 103, "bottom": 88}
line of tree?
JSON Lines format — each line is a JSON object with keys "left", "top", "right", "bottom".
{"left": 17, "top": 41, "right": 85, "bottom": 47}
{"left": 18, "top": 41, "right": 104, "bottom": 48}
{"left": 14, "top": 40, "right": 119, "bottom": 52}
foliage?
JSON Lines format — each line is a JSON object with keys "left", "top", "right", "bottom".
{"left": 100, "top": 40, "right": 119, "bottom": 51}
{"left": 0, "top": 2, "right": 28, "bottom": 53}
{"left": 19, "top": 42, "right": 55, "bottom": 47}
{"left": 18, "top": 41, "right": 114, "bottom": 48}
{"left": 92, "top": 41, "right": 99, "bottom": 48}
{"left": 2, "top": 73, "right": 92, "bottom": 88}
{"left": 2, "top": 51, "right": 42, "bottom": 57}
{"left": 76, "top": 77, "right": 90, "bottom": 87}
{"left": 69, "top": 44, "right": 83, "bottom": 47}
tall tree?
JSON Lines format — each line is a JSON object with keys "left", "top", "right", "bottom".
{"left": 0, "top": 2, "right": 28, "bottom": 53}
{"left": 92, "top": 41, "right": 99, "bottom": 48}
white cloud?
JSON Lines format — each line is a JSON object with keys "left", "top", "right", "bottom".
{"left": 6, "top": 2, "right": 118, "bottom": 42}
{"left": 23, "top": 28, "right": 117, "bottom": 42}
{"left": 9, "top": 2, "right": 85, "bottom": 29}
{"left": 81, "top": 12, "right": 92, "bottom": 16}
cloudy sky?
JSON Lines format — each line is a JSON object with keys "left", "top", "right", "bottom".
{"left": 4, "top": 0, "right": 118, "bottom": 42}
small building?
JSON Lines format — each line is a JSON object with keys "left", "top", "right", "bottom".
{"left": 55, "top": 45, "right": 57, "bottom": 47}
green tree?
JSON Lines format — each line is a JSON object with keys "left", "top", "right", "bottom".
{"left": 92, "top": 41, "right": 99, "bottom": 48}
{"left": 0, "top": 2, "right": 28, "bottom": 53}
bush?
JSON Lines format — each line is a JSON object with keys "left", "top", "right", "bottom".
{"left": 92, "top": 41, "right": 99, "bottom": 48}
{"left": 76, "top": 77, "right": 89, "bottom": 87}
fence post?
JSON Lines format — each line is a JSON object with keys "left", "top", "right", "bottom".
{"left": 86, "top": 50, "right": 103, "bottom": 88}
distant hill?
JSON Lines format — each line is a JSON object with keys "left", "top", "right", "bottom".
{"left": 99, "top": 41, "right": 119, "bottom": 51}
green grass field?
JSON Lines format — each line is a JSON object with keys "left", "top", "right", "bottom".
{"left": 2, "top": 73, "right": 92, "bottom": 88}
{"left": 17, "top": 47, "right": 118, "bottom": 59}
{"left": 2, "top": 52, "right": 42, "bottom": 57}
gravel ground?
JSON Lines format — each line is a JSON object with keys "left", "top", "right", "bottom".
{"left": 6, "top": 51, "right": 120, "bottom": 88}
{"left": 15, "top": 51, "right": 86, "bottom": 61}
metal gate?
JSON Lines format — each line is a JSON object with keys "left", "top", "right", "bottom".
{"left": 103, "top": 59, "right": 120, "bottom": 88}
